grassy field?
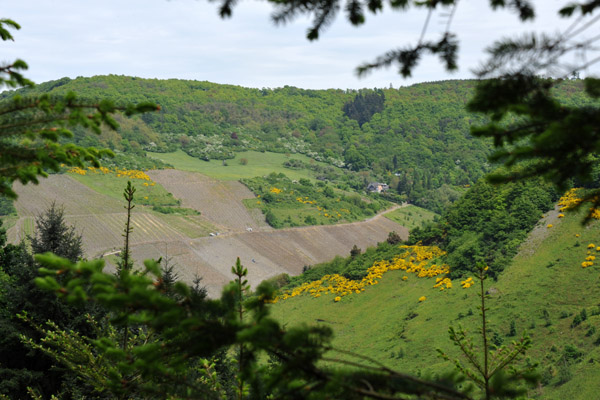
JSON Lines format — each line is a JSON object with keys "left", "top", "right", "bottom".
{"left": 147, "top": 150, "right": 330, "bottom": 181}
{"left": 270, "top": 207, "right": 600, "bottom": 398}
{"left": 68, "top": 170, "right": 180, "bottom": 207}
{"left": 384, "top": 204, "right": 438, "bottom": 230}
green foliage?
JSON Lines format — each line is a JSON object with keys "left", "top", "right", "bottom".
{"left": 350, "top": 244, "right": 361, "bottom": 258}
{"left": 562, "top": 345, "right": 584, "bottom": 364}
{"left": 152, "top": 205, "right": 200, "bottom": 215}
{"left": 242, "top": 173, "right": 388, "bottom": 228}
{"left": 386, "top": 230, "right": 403, "bottom": 245}
{"left": 15, "top": 74, "right": 598, "bottom": 214}
{"left": 210, "top": 0, "right": 600, "bottom": 217}
{"left": 508, "top": 320, "right": 517, "bottom": 337}
{"left": 0, "top": 19, "right": 32, "bottom": 89}
{"left": 286, "top": 241, "right": 405, "bottom": 288}
{"left": 68, "top": 167, "right": 180, "bottom": 207}
{"left": 0, "top": 196, "right": 15, "bottom": 216}
{"left": 571, "top": 308, "right": 588, "bottom": 328}
{"left": 102, "top": 151, "right": 172, "bottom": 170}
{"left": 410, "top": 177, "right": 557, "bottom": 278}
{"left": 385, "top": 204, "right": 439, "bottom": 231}
{"left": 342, "top": 89, "right": 385, "bottom": 127}
{"left": 557, "top": 360, "right": 573, "bottom": 385}
{"left": 271, "top": 198, "right": 600, "bottom": 398}
{"left": 0, "top": 220, "right": 97, "bottom": 398}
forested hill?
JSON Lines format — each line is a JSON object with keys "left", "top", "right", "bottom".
{"left": 3, "top": 76, "right": 592, "bottom": 212}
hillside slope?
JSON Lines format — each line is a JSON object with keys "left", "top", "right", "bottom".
{"left": 271, "top": 207, "right": 600, "bottom": 398}
{"left": 3, "top": 76, "right": 501, "bottom": 212}
{"left": 7, "top": 172, "right": 407, "bottom": 297}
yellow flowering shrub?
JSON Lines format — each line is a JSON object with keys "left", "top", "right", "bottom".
{"left": 558, "top": 188, "right": 583, "bottom": 211}
{"left": 68, "top": 167, "right": 87, "bottom": 175}
{"left": 418, "top": 296, "right": 426, "bottom": 302}
{"left": 270, "top": 187, "right": 282, "bottom": 194}
{"left": 461, "top": 277, "right": 474, "bottom": 289}
{"left": 558, "top": 188, "right": 600, "bottom": 219}
{"left": 577, "top": 243, "right": 600, "bottom": 269}
{"left": 433, "top": 277, "right": 452, "bottom": 291}
{"left": 68, "top": 166, "right": 154, "bottom": 183}
{"left": 547, "top": 224, "right": 553, "bottom": 228}
{"left": 271, "top": 245, "right": 458, "bottom": 304}
{"left": 582, "top": 261, "right": 593, "bottom": 268}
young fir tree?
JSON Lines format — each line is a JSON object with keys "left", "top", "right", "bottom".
{"left": 29, "top": 202, "right": 83, "bottom": 262}
{"left": 115, "top": 181, "right": 135, "bottom": 275}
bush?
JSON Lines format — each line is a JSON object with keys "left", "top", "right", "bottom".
{"left": 562, "top": 345, "right": 583, "bottom": 363}
{"left": 304, "top": 215, "right": 317, "bottom": 225}
{"left": 557, "top": 360, "right": 572, "bottom": 385}
{"left": 586, "top": 326, "right": 596, "bottom": 337}
{"left": 386, "top": 231, "right": 403, "bottom": 245}
{"left": 265, "top": 211, "right": 282, "bottom": 228}
{"left": 0, "top": 196, "right": 15, "bottom": 216}
{"left": 152, "top": 206, "right": 200, "bottom": 215}
{"left": 508, "top": 320, "right": 517, "bottom": 336}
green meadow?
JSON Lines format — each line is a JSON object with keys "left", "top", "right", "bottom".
{"left": 384, "top": 204, "right": 439, "bottom": 230}
{"left": 147, "top": 150, "right": 330, "bottom": 181}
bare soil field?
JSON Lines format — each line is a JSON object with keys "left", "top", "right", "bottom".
{"left": 12, "top": 175, "right": 123, "bottom": 217}
{"left": 149, "top": 170, "right": 268, "bottom": 232}
{"left": 7, "top": 173, "right": 407, "bottom": 297}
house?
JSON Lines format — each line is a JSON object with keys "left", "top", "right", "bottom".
{"left": 367, "top": 182, "right": 389, "bottom": 193}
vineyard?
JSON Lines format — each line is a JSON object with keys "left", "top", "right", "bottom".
{"left": 7, "top": 171, "right": 406, "bottom": 296}
{"left": 149, "top": 169, "right": 268, "bottom": 232}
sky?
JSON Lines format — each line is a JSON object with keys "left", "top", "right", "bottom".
{"left": 3, "top": 0, "right": 598, "bottom": 89}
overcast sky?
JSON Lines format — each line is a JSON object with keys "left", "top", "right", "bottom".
{"left": 3, "top": 0, "right": 597, "bottom": 89}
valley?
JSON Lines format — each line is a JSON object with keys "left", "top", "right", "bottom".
{"left": 1, "top": 75, "right": 599, "bottom": 399}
